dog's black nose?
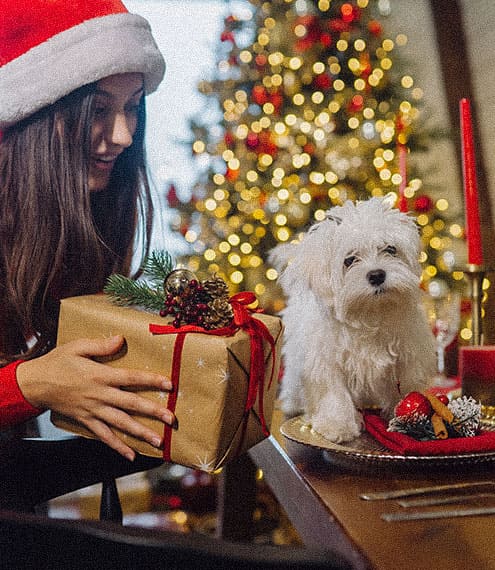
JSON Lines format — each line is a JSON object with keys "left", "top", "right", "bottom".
{"left": 367, "top": 269, "right": 386, "bottom": 287}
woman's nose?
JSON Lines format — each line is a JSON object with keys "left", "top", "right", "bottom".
{"left": 108, "top": 112, "right": 134, "bottom": 148}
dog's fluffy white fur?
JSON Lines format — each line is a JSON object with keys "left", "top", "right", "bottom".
{"left": 269, "top": 196, "right": 436, "bottom": 443}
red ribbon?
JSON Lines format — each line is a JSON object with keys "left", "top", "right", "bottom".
{"left": 149, "top": 292, "right": 276, "bottom": 461}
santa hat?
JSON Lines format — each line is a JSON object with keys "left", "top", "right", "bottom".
{"left": 0, "top": 0, "right": 165, "bottom": 129}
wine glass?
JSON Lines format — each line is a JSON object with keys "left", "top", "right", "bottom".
{"left": 423, "top": 290, "right": 461, "bottom": 388}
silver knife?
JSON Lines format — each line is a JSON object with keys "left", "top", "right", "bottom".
{"left": 397, "top": 492, "right": 494, "bottom": 508}
{"left": 360, "top": 481, "right": 495, "bottom": 501}
{"left": 382, "top": 506, "right": 495, "bottom": 522}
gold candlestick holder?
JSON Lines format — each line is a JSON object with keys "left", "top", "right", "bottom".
{"left": 463, "top": 264, "right": 486, "bottom": 346}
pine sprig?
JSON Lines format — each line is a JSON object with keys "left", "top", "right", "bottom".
{"left": 142, "top": 250, "right": 174, "bottom": 283}
{"left": 104, "top": 274, "right": 165, "bottom": 311}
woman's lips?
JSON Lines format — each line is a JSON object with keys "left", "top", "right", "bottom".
{"left": 92, "top": 156, "right": 118, "bottom": 171}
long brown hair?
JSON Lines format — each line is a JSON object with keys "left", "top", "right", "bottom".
{"left": 0, "top": 81, "right": 153, "bottom": 361}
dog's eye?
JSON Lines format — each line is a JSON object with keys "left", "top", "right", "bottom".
{"left": 344, "top": 255, "right": 357, "bottom": 268}
{"left": 383, "top": 245, "right": 397, "bottom": 256}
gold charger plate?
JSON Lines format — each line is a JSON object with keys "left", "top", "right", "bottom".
{"left": 280, "top": 415, "right": 495, "bottom": 470}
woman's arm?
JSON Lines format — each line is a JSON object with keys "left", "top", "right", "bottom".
{"left": 0, "top": 360, "right": 43, "bottom": 427}
{"left": 15, "top": 335, "right": 174, "bottom": 461}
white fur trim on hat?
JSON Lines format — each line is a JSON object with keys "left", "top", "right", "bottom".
{"left": 0, "top": 13, "right": 165, "bottom": 129}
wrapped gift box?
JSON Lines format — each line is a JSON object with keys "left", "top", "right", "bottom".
{"left": 52, "top": 294, "right": 283, "bottom": 472}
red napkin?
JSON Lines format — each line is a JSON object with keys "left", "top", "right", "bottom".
{"left": 363, "top": 411, "right": 495, "bottom": 456}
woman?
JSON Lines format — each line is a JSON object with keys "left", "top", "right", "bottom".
{"left": 0, "top": 0, "right": 174, "bottom": 461}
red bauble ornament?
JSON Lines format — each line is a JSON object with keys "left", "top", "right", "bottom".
{"left": 347, "top": 94, "right": 364, "bottom": 113}
{"left": 251, "top": 84, "right": 268, "bottom": 105}
{"left": 269, "top": 90, "right": 284, "bottom": 113}
{"left": 341, "top": 3, "right": 360, "bottom": 23}
{"left": 293, "top": 15, "right": 321, "bottom": 52}
{"left": 166, "top": 184, "right": 180, "bottom": 208}
{"left": 225, "top": 167, "right": 239, "bottom": 182}
{"left": 320, "top": 32, "right": 332, "bottom": 47}
{"left": 220, "top": 30, "right": 235, "bottom": 43}
{"left": 258, "top": 131, "right": 278, "bottom": 156}
{"left": 414, "top": 195, "right": 434, "bottom": 213}
{"left": 255, "top": 54, "right": 267, "bottom": 69}
{"left": 245, "top": 131, "right": 260, "bottom": 150}
{"left": 224, "top": 131, "right": 235, "bottom": 148}
{"left": 313, "top": 73, "right": 332, "bottom": 91}
{"left": 394, "top": 391, "right": 432, "bottom": 418}
{"left": 368, "top": 20, "right": 382, "bottom": 36}
{"left": 328, "top": 18, "right": 350, "bottom": 33}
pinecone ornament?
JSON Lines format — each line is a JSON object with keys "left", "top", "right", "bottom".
{"left": 203, "top": 297, "right": 234, "bottom": 329}
{"left": 448, "top": 396, "right": 482, "bottom": 437}
{"left": 201, "top": 276, "right": 230, "bottom": 298}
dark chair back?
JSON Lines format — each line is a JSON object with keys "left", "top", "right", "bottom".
{"left": 0, "top": 510, "right": 353, "bottom": 570}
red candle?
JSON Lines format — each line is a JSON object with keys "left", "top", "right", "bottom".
{"left": 460, "top": 98, "right": 483, "bottom": 265}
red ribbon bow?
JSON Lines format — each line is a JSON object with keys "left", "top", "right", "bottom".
{"left": 149, "top": 292, "right": 276, "bottom": 461}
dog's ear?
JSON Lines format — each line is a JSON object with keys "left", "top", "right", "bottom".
{"left": 267, "top": 242, "right": 299, "bottom": 271}
{"left": 325, "top": 213, "right": 342, "bottom": 225}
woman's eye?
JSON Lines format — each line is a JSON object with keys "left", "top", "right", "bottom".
{"left": 93, "top": 106, "right": 109, "bottom": 118}
{"left": 344, "top": 255, "right": 357, "bottom": 268}
{"left": 384, "top": 245, "right": 397, "bottom": 256}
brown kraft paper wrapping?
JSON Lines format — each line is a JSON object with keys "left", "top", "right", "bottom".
{"left": 51, "top": 294, "right": 283, "bottom": 472}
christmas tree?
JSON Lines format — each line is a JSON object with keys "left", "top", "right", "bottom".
{"left": 168, "top": 0, "right": 462, "bottom": 312}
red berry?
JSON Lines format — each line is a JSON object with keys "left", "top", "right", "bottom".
{"left": 394, "top": 391, "right": 432, "bottom": 418}
{"left": 435, "top": 394, "right": 450, "bottom": 405}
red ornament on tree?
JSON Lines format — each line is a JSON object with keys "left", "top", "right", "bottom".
{"left": 255, "top": 54, "right": 267, "bottom": 69}
{"left": 414, "top": 195, "right": 434, "bottom": 213}
{"left": 220, "top": 30, "right": 235, "bottom": 43}
{"left": 225, "top": 166, "right": 239, "bottom": 182}
{"left": 328, "top": 18, "right": 351, "bottom": 33}
{"left": 368, "top": 20, "right": 382, "bottom": 36}
{"left": 269, "top": 90, "right": 284, "bottom": 113}
{"left": 341, "top": 3, "right": 361, "bottom": 23}
{"left": 320, "top": 32, "right": 332, "bottom": 47}
{"left": 245, "top": 131, "right": 260, "bottom": 150}
{"left": 293, "top": 15, "right": 322, "bottom": 52}
{"left": 313, "top": 73, "right": 333, "bottom": 91}
{"left": 251, "top": 84, "right": 268, "bottom": 105}
{"left": 224, "top": 131, "right": 235, "bottom": 148}
{"left": 258, "top": 130, "right": 278, "bottom": 156}
{"left": 347, "top": 94, "right": 364, "bottom": 113}
{"left": 166, "top": 184, "right": 180, "bottom": 208}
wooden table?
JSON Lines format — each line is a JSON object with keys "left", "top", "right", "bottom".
{"left": 243, "top": 409, "right": 495, "bottom": 570}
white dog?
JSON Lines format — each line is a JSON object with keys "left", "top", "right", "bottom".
{"left": 269, "top": 195, "right": 436, "bottom": 443}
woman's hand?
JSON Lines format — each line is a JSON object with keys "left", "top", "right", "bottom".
{"left": 16, "top": 335, "right": 174, "bottom": 461}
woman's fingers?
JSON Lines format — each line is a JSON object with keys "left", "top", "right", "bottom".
{"left": 68, "top": 336, "right": 172, "bottom": 391}
{"left": 73, "top": 334, "right": 126, "bottom": 358}
{"left": 83, "top": 418, "right": 137, "bottom": 462}
{"left": 82, "top": 400, "right": 172, "bottom": 461}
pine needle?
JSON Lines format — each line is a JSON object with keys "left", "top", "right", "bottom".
{"left": 104, "top": 274, "right": 165, "bottom": 311}
{"left": 142, "top": 250, "right": 175, "bottom": 283}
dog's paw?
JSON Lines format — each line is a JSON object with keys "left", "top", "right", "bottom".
{"left": 310, "top": 413, "right": 362, "bottom": 444}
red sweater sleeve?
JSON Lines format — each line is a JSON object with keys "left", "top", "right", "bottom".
{"left": 0, "top": 360, "right": 42, "bottom": 428}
